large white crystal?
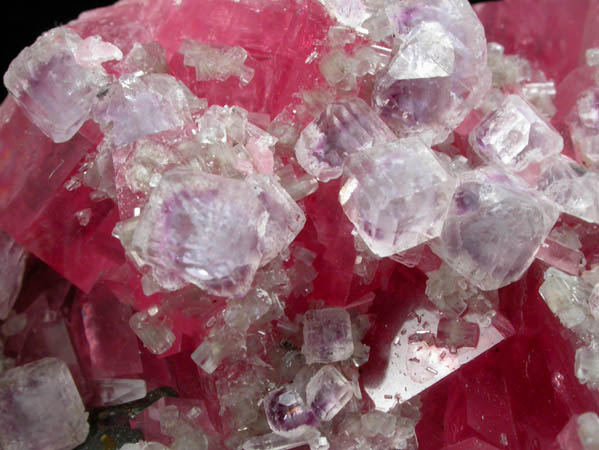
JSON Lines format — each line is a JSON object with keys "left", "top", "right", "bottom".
{"left": 130, "top": 168, "right": 267, "bottom": 295}
{"left": 432, "top": 167, "right": 559, "bottom": 291}
{"left": 3, "top": 27, "right": 117, "bottom": 143}
{"left": 295, "top": 98, "right": 395, "bottom": 182}
{"left": 339, "top": 138, "right": 456, "bottom": 257}
{"left": 536, "top": 155, "right": 599, "bottom": 224}
{"left": 0, "top": 358, "right": 89, "bottom": 450}
{"left": 93, "top": 73, "right": 206, "bottom": 147}
{"left": 129, "top": 168, "right": 304, "bottom": 296}
{"left": 469, "top": 95, "right": 563, "bottom": 172}
{"left": 372, "top": 0, "right": 491, "bottom": 144}
{"left": 575, "top": 343, "right": 599, "bottom": 390}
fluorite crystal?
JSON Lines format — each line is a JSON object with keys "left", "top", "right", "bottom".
{"left": 2, "top": 0, "right": 599, "bottom": 449}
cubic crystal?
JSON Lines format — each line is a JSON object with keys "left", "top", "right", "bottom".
{"left": 340, "top": 138, "right": 456, "bottom": 257}
{"left": 469, "top": 94, "right": 563, "bottom": 172}
{"left": 432, "top": 167, "right": 559, "bottom": 290}
{"left": 0, "top": 358, "right": 89, "bottom": 450}
{"left": 306, "top": 365, "right": 353, "bottom": 421}
{"left": 302, "top": 308, "right": 354, "bottom": 365}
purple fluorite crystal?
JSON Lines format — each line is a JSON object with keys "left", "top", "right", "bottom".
{"left": 264, "top": 386, "right": 317, "bottom": 438}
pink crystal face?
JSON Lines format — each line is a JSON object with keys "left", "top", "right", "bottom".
{"left": 1, "top": 0, "right": 599, "bottom": 449}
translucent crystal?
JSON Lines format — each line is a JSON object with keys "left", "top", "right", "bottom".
{"left": 75, "top": 35, "right": 123, "bottom": 69}
{"left": 577, "top": 412, "right": 599, "bottom": 449}
{"left": 275, "top": 166, "right": 318, "bottom": 201}
{"left": 318, "top": 46, "right": 390, "bottom": 91}
{"left": 469, "top": 95, "right": 563, "bottom": 172}
{"left": 264, "top": 386, "right": 317, "bottom": 438}
{"left": 536, "top": 230, "right": 585, "bottom": 276}
{"left": 539, "top": 268, "right": 599, "bottom": 341}
{"left": 536, "top": 155, "right": 599, "bottom": 223}
{"left": 95, "top": 378, "right": 147, "bottom": 406}
{"left": 302, "top": 307, "right": 354, "bottom": 364}
{"left": 247, "top": 175, "right": 306, "bottom": 265}
{"left": 425, "top": 263, "right": 497, "bottom": 318}
{"left": 575, "top": 344, "right": 599, "bottom": 389}
{"left": 117, "top": 42, "right": 169, "bottom": 75}
{"left": 294, "top": 98, "right": 395, "bottom": 182}
{"left": 171, "top": 431, "right": 209, "bottom": 450}
{"left": 3, "top": 27, "right": 114, "bottom": 143}
{"left": 93, "top": 73, "right": 206, "bottom": 147}
{"left": 0, "top": 358, "right": 89, "bottom": 450}
{"left": 180, "top": 39, "right": 255, "bottom": 86}
{"left": 242, "top": 430, "right": 324, "bottom": 450}
{"left": 339, "top": 138, "right": 456, "bottom": 257}
{"left": 435, "top": 318, "right": 480, "bottom": 351}
{"left": 306, "top": 365, "right": 353, "bottom": 421}
{"left": 130, "top": 168, "right": 267, "bottom": 295}
{"left": 486, "top": 42, "right": 534, "bottom": 87}
{"left": 373, "top": 0, "right": 491, "bottom": 144}
{"left": 432, "top": 167, "right": 559, "bottom": 291}
{"left": 0, "top": 231, "right": 27, "bottom": 320}
{"left": 130, "top": 306, "right": 176, "bottom": 355}
{"left": 567, "top": 88, "right": 599, "bottom": 168}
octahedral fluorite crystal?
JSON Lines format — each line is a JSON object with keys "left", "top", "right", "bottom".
{"left": 2, "top": 0, "right": 599, "bottom": 449}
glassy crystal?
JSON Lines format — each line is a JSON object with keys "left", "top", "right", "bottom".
{"left": 575, "top": 344, "right": 599, "bottom": 389}
{"left": 436, "top": 317, "right": 480, "bottom": 351}
{"left": 264, "top": 386, "right": 317, "bottom": 438}
{"left": 469, "top": 95, "right": 563, "bottom": 172}
{"left": 120, "top": 442, "right": 169, "bottom": 450}
{"left": 93, "top": 73, "right": 206, "bottom": 147}
{"left": 302, "top": 307, "right": 354, "bottom": 365}
{"left": 373, "top": 0, "right": 491, "bottom": 144}
{"left": 180, "top": 39, "right": 255, "bottom": 85}
{"left": 0, "top": 358, "right": 89, "bottom": 450}
{"left": 130, "top": 168, "right": 266, "bottom": 295}
{"left": 567, "top": 88, "right": 599, "bottom": 168}
{"left": 3, "top": 27, "right": 115, "bottom": 143}
{"left": 536, "top": 155, "right": 599, "bottom": 224}
{"left": 432, "top": 167, "right": 559, "bottom": 290}
{"left": 340, "top": 138, "right": 456, "bottom": 257}
{"left": 306, "top": 365, "right": 353, "bottom": 421}
{"left": 130, "top": 306, "right": 176, "bottom": 355}
{"left": 95, "top": 378, "right": 147, "bottom": 406}
{"left": 295, "top": 98, "right": 395, "bottom": 182}
{"left": 578, "top": 412, "right": 599, "bottom": 450}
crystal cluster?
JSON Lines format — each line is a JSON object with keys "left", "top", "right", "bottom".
{"left": 1, "top": 0, "right": 599, "bottom": 450}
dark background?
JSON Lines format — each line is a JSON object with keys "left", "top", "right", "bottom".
{"left": 0, "top": 0, "right": 490, "bottom": 98}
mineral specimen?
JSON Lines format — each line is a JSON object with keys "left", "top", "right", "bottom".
{"left": 1, "top": 0, "right": 599, "bottom": 449}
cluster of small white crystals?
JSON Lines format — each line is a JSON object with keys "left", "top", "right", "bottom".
{"left": 539, "top": 267, "right": 599, "bottom": 388}
{"left": 180, "top": 39, "right": 255, "bottom": 86}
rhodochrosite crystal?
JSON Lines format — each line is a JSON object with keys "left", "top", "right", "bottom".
{"left": 2, "top": 0, "right": 599, "bottom": 449}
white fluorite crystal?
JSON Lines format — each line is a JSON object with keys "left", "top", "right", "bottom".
{"left": 469, "top": 95, "right": 563, "bottom": 172}
{"left": 372, "top": 0, "right": 491, "bottom": 144}
{"left": 0, "top": 231, "right": 27, "bottom": 320}
{"left": 0, "top": 358, "right": 89, "bottom": 450}
{"left": 130, "top": 169, "right": 266, "bottom": 296}
{"left": 339, "top": 138, "right": 456, "bottom": 257}
{"left": 567, "top": 88, "right": 599, "bottom": 167}
{"left": 4, "top": 27, "right": 117, "bottom": 143}
{"left": 536, "top": 155, "right": 599, "bottom": 223}
{"left": 295, "top": 98, "right": 395, "bottom": 182}
{"left": 302, "top": 308, "right": 354, "bottom": 364}
{"left": 577, "top": 412, "right": 599, "bottom": 449}
{"left": 306, "top": 365, "right": 353, "bottom": 421}
{"left": 120, "top": 442, "right": 170, "bottom": 450}
{"left": 93, "top": 73, "right": 206, "bottom": 147}
{"left": 433, "top": 167, "right": 559, "bottom": 291}
{"left": 180, "top": 39, "right": 255, "bottom": 86}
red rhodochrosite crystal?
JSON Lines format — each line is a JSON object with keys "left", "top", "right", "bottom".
{"left": 1, "top": 0, "right": 599, "bottom": 449}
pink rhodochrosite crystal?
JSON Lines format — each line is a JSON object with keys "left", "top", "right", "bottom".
{"left": 2, "top": 0, "right": 599, "bottom": 449}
